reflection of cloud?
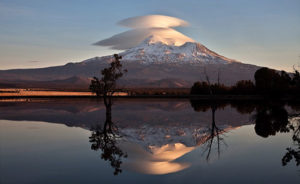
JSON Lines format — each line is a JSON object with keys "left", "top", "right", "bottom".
{"left": 130, "top": 160, "right": 191, "bottom": 175}
{"left": 150, "top": 143, "right": 195, "bottom": 161}
{"left": 94, "top": 15, "right": 194, "bottom": 50}
{"left": 123, "top": 143, "right": 194, "bottom": 175}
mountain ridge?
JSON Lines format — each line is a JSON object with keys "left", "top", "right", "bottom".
{"left": 0, "top": 37, "right": 261, "bottom": 88}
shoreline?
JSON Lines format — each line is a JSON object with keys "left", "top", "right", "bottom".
{"left": 0, "top": 95, "right": 299, "bottom": 101}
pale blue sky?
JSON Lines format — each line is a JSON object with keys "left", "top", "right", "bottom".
{"left": 0, "top": 0, "right": 299, "bottom": 71}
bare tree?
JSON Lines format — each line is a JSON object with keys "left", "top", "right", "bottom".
{"left": 203, "top": 67, "right": 213, "bottom": 96}
{"left": 217, "top": 68, "right": 221, "bottom": 85}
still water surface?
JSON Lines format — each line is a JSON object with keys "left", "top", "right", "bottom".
{"left": 0, "top": 99, "right": 299, "bottom": 184}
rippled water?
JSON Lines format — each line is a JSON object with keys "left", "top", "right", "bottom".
{"left": 0, "top": 98, "right": 299, "bottom": 184}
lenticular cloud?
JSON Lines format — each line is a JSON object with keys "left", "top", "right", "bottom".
{"left": 94, "top": 15, "right": 194, "bottom": 50}
{"left": 118, "top": 15, "right": 189, "bottom": 28}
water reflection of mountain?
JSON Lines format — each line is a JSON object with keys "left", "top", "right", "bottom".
{"left": 0, "top": 98, "right": 253, "bottom": 175}
{"left": 85, "top": 98, "right": 245, "bottom": 175}
{"left": 0, "top": 99, "right": 253, "bottom": 129}
{"left": 1, "top": 98, "right": 299, "bottom": 175}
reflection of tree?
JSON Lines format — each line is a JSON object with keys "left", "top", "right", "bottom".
{"left": 89, "top": 102, "right": 127, "bottom": 175}
{"left": 190, "top": 100, "right": 227, "bottom": 161}
{"left": 191, "top": 100, "right": 300, "bottom": 166}
{"left": 230, "top": 101, "right": 256, "bottom": 114}
{"left": 202, "top": 105, "right": 227, "bottom": 161}
{"left": 254, "top": 103, "right": 289, "bottom": 138}
{"left": 190, "top": 100, "right": 228, "bottom": 113}
{"left": 252, "top": 102, "right": 300, "bottom": 167}
{"left": 282, "top": 116, "right": 300, "bottom": 167}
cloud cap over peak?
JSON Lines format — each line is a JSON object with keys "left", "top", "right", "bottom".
{"left": 94, "top": 14, "right": 194, "bottom": 50}
{"left": 118, "top": 15, "right": 189, "bottom": 28}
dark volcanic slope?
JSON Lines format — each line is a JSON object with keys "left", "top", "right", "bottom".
{"left": 0, "top": 56, "right": 260, "bottom": 88}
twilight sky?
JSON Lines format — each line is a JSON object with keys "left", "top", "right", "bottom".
{"left": 0, "top": 0, "right": 299, "bottom": 71}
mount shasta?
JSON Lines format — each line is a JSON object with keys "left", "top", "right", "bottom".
{"left": 0, "top": 35, "right": 260, "bottom": 89}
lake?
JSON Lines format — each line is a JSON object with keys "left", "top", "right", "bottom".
{"left": 0, "top": 98, "right": 299, "bottom": 184}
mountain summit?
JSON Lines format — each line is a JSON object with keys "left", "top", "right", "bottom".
{"left": 121, "top": 35, "right": 237, "bottom": 64}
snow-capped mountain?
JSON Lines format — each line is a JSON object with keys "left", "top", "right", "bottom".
{"left": 121, "top": 35, "right": 237, "bottom": 64}
{"left": 0, "top": 35, "right": 261, "bottom": 88}
{"left": 0, "top": 14, "right": 265, "bottom": 88}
